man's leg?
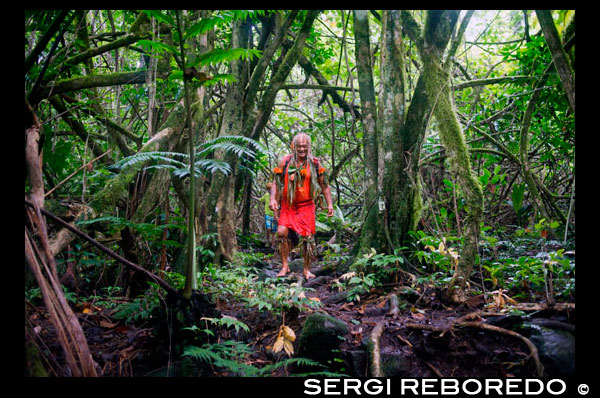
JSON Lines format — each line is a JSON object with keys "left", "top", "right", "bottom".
{"left": 301, "top": 235, "right": 316, "bottom": 279}
{"left": 276, "top": 225, "right": 290, "bottom": 277}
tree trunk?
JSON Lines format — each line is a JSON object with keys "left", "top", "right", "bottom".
{"left": 353, "top": 10, "right": 386, "bottom": 255}
{"left": 535, "top": 10, "right": 575, "bottom": 114}
{"left": 205, "top": 17, "right": 251, "bottom": 264}
{"left": 354, "top": 10, "right": 428, "bottom": 255}
{"left": 421, "top": 10, "right": 484, "bottom": 302}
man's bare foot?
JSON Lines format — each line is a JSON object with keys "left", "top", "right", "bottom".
{"left": 302, "top": 270, "right": 315, "bottom": 280}
{"left": 277, "top": 267, "right": 290, "bottom": 277}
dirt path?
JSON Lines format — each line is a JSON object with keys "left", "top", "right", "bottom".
{"left": 26, "top": 247, "right": 574, "bottom": 377}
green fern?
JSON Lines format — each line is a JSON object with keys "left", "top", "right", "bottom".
{"left": 182, "top": 341, "right": 341, "bottom": 377}
{"left": 198, "top": 135, "right": 271, "bottom": 160}
{"left": 111, "top": 135, "right": 267, "bottom": 180}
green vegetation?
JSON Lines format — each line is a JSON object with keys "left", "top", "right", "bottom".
{"left": 25, "top": 10, "right": 574, "bottom": 377}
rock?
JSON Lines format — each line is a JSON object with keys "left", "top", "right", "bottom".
{"left": 380, "top": 350, "right": 413, "bottom": 376}
{"left": 398, "top": 286, "right": 420, "bottom": 303}
{"left": 297, "top": 312, "right": 349, "bottom": 369}
{"left": 303, "top": 275, "right": 333, "bottom": 288}
{"left": 516, "top": 322, "right": 575, "bottom": 376}
{"left": 288, "top": 259, "right": 304, "bottom": 273}
{"left": 528, "top": 326, "right": 575, "bottom": 376}
{"left": 257, "top": 269, "right": 279, "bottom": 281}
{"left": 343, "top": 350, "right": 368, "bottom": 377}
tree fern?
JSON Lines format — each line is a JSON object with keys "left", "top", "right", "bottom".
{"left": 197, "top": 135, "right": 271, "bottom": 161}
{"left": 111, "top": 135, "right": 267, "bottom": 179}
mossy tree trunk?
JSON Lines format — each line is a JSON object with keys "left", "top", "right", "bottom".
{"left": 204, "top": 16, "right": 250, "bottom": 265}
{"left": 353, "top": 10, "right": 428, "bottom": 256}
{"left": 353, "top": 10, "right": 386, "bottom": 255}
{"left": 420, "top": 10, "right": 483, "bottom": 302}
{"left": 535, "top": 10, "right": 575, "bottom": 115}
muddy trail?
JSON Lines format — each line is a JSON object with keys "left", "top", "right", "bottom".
{"left": 25, "top": 242, "right": 575, "bottom": 378}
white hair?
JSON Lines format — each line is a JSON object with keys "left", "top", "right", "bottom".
{"left": 292, "top": 133, "right": 314, "bottom": 163}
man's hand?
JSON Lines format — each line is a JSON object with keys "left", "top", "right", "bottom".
{"left": 269, "top": 197, "right": 279, "bottom": 213}
{"left": 327, "top": 204, "right": 334, "bottom": 217}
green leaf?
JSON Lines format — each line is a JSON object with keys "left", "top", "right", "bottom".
{"left": 511, "top": 183, "right": 526, "bottom": 214}
{"left": 193, "top": 48, "right": 261, "bottom": 68}
{"left": 137, "top": 39, "right": 180, "bottom": 57}
{"left": 142, "top": 10, "right": 176, "bottom": 27}
{"left": 184, "top": 15, "right": 226, "bottom": 39}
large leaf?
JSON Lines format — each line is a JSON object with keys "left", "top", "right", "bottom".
{"left": 137, "top": 39, "right": 180, "bottom": 57}
{"left": 192, "top": 48, "right": 261, "bottom": 68}
{"left": 141, "top": 10, "right": 175, "bottom": 27}
{"left": 511, "top": 183, "right": 526, "bottom": 215}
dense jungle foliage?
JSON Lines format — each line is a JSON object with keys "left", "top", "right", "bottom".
{"left": 25, "top": 10, "right": 575, "bottom": 379}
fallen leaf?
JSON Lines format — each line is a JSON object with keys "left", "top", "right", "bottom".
{"left": 282, "top": 325, "right": 296, "bottom": 342}
{"left": 99, "top": 320, "right": 117, "bottom": 329}
{"left": 411, "top": 312, "right": 425, "bottom": 320}
{"left": 283, "top": 339, "right": 294, "bottom": 356}
{"left": 273, "top": 335, "right": 284, "bottom": 353}
{"left": 376, "top": 298, "right": 388, "bottom": 308}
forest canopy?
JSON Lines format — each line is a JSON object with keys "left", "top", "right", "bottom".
{"left": 25, "top": 10, "right": 574, "bottom": 378}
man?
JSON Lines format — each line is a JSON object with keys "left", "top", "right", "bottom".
{"left": 269, "top": 133, "right": 334, "bottom": 279}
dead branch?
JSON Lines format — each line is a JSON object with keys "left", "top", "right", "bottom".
{"left": 25, "top": 199, "right": 177, "bottom": 296}
{"left": 25, "top": 113, "right": 99, "bottom": 377}
{"left": 49, "top": 202, "right": 95, "bottom": 256}
{"left": 513, "top": 302, "right": 574, "bottom": 312}
{"left": 45, "top": 150, "right": 112, "bottom": 198}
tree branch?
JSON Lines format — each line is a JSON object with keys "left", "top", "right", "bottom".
{"left": 25, "top": 199, "right": 177, "bottom": 296}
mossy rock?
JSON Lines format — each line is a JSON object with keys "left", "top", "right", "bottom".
{"left": 297, "top": 312, "right": 349, "bottom": 368}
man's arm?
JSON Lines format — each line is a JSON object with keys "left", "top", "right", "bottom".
{"left": 270, "top": 157, "right": 287, "bottom": 212}
{"left": 318, "top": 173, "right": 334, "bottom": 217}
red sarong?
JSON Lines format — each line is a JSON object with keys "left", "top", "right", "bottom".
{"left": 279, "top": 199, "right": 316, "bottom": 237}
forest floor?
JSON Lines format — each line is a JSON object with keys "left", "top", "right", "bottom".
{"left": 25, "top": 237, "right": 575, "bottom": 378}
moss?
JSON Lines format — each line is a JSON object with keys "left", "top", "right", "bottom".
{"left": 25, "top": 343, "right": 49, "bottom": 377}
{"left": 297, "top": 313, "right": 349, "bottom": 367}
{"left": 423, "top": 55, "right": 484, "bottom": 295}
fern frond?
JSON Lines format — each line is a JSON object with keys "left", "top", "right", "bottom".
{"left": 202, "top": 73, "right": 236, "bottom": 86}
{"left": 198, "top": 135, "right": 269, "bottom": 159}
{"left": 194, "top": 159, "right": 232, "bottom": 175}
{"left": 255, "top": 357, "right": 322, "bottom": 376}
{"left": 198, "top": 142, "right": 256, "bottom": 160}
{"left": 194, "top": 48, "right": 261, "bottom": 68}
{"left": 113, "top": 151, "right": 188, "bottom": 170}
{"left": 184, "top": 14, "right": 228, "bottom": 39}
{"left": 141, "top": 10, "right": 176, "bottom": 27}
{"left": 182, "top": 345, "right": 221, "bottom": 363}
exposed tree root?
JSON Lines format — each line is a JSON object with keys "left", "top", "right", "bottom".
{"left": 405, "top": 313, "right": 544, "bottom": 377}
{"left": 369, "top": 322, "right": 385, "bottom": 377}
{"left": 387, "top": 292, "right": 400, "bottom": 318}
{"left": 458, "top": 321, "right": 544, "bottom": 377}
